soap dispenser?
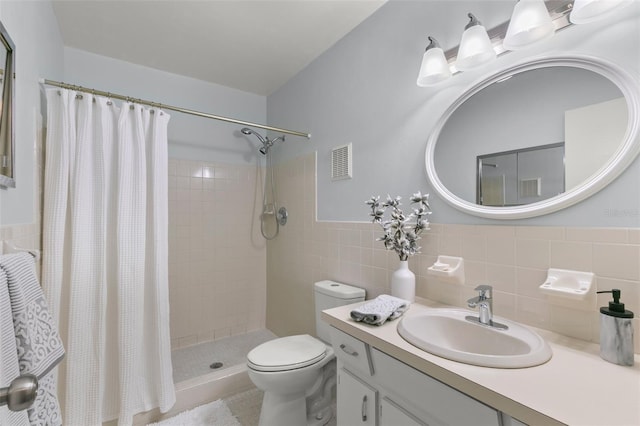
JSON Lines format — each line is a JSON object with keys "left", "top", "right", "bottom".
{"left": 597, "top": 289, "right": 634, "bottom": 366}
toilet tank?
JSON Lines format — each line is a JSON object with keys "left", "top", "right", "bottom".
{"left": 314, "top": 280, "right": 365, "bottom": 343}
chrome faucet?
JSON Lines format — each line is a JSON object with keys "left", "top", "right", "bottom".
{"left": 466, "top": 285, "right": 508, "bottom": 330}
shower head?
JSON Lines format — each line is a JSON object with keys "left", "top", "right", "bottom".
{"left": 240, "top": 127, "right": 267, "bottom": 146}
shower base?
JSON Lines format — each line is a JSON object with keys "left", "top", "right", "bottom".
{"left": 172, "top": 329, "right": 276, "bottom": 383}
{"left": 133, "top": 329, "right": 276, "bottom": 425}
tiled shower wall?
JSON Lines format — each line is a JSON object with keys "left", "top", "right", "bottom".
{"left": 267, "top": 152, "right": 640, "bottom": 353}
{"left": 168, "top": 158, "right": 266, "bottom": 349}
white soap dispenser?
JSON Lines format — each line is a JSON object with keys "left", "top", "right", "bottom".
{"left": 597, "top": 289, "right": 634, "bottom": 366}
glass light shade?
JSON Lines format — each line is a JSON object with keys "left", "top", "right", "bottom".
{"left": 456, "top": 25, "right": 496, "bottom": 71}
{"left": 503, "top": 0, "right": 555, "bottom": 51}
{"left": 570, "top": 0, "right": 633, "bottom": 24}
{"left": 416, "top": 47, "right": 452, "bottom": 87}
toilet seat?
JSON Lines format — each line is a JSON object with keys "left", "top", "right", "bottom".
{"left": 247, "top": 334, "right": 327, "bottom": 372}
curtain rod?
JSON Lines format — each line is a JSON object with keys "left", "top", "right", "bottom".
{"left": 39, "top": 78, "right": 312, "bottom": 139}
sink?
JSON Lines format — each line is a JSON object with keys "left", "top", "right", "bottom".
{"left": 397, "top": 308, "right": 552, "bottom": 368}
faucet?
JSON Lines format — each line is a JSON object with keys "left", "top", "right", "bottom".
{"left": 466, "top": 285, "right": 508, "bottom": 330}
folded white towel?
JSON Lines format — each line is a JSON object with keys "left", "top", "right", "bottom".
{"left": 350, "top": 294, "right": 410, "bottom": 326}
{"left": 0, "top": 253, "right": 65, "bottom": 426}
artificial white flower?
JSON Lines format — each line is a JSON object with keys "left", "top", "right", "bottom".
{"left": 366, "top": 192, "right": 432, "bottom": 261}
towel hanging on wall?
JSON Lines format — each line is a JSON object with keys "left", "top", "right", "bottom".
{"left": 0, "top": 267, "right": 29, "bottom": 426}
{"left": 0, "top": 252, "right": 65, "bottom": 425}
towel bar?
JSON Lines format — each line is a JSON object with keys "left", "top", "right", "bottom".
{"left": 2, "top": 241, "right": 40, "bottom": 261}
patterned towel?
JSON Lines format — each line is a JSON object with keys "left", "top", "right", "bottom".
{"left": 350, "top": 294, "right": 410, "bottom": 326}
{"left": 0, "top": 253, "right": 65, "bottom": 426}
{"left": 0, "top": 268, "right": 29, "bottom": 425}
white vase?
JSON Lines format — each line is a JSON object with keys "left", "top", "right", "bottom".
{"left": 391, "top": 260, "right": 415, "bottom": 302}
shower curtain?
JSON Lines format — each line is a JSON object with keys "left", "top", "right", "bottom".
{"left": 42, "top": 88, "right": 175, "bottom": 425}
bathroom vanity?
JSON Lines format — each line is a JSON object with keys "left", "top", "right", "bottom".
{"left": 322, "top": 298, "right": 640, "bottom": 426}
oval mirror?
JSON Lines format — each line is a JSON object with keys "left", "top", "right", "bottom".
{"left": 425, "top": 56, "right": 640, "bottom": 219}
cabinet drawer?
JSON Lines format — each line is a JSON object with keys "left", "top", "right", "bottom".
{"left": 331, "top": 327, "right": 374, "bottom": 376}
{"left": 371, "top": 348, "right": 500, "bottom": 426}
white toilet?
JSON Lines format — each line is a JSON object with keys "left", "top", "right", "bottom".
{"left": 247, "top": 280, "right": 365, "bottom": 426}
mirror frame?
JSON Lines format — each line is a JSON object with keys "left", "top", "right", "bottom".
{"left": 425, "top": 55, "right": 640, "bottom": 219}
{"left": 0, "top": 20, "right": 15, "bottom": 188}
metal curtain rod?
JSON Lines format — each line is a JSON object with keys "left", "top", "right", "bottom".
{"left": 39, "top": 78, "right": 312, "bottom": 139}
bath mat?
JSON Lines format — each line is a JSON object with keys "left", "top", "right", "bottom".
{"left": 148, "top": 399, "right": 241, "bottom": 426}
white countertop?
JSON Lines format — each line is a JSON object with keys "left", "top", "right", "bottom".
{"left": 322, "top": 298, "right": 640, "bottom": 426}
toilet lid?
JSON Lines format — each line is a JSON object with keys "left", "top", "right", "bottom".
{"left": 247, "top": 334, "right": 327, "bottom": 372}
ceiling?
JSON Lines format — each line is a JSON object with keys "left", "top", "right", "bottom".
{"left": 52, "top": 0, "right": 387, "bottom": 96}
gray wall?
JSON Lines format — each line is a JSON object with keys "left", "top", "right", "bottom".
{"left": 267, "top": 0, "right": 640, "bottom": 227}
{"left": 0, "top": 1, "right": 64, "bottom": 226}
{"left": 63, "top": 48, "right": 267, "bottom": 165}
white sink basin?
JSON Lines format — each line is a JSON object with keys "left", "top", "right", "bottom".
{"left": 397, "top": 308, "right": 552, "bottom": 368}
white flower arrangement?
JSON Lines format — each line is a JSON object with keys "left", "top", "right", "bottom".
{"left": 366, "top": 192, "right": 432, "bottom": 261}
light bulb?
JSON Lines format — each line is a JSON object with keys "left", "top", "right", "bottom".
{"left": 570, "top": 0, "right": 633, "bottom": 24}
{"left": 503, "top": 0, "right": 555, "bottom": 51}
{"left": 456, "top": 13, "right": 496, "bottom": 71}
{"left": 416, "top": 37, "right": 452, "bottom": 87}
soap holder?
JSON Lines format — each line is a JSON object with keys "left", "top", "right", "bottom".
{"left": 539, "top": 268, "right": 594, "bottom": 300}
{"left": 427, "top": 255, "right": 464, "bottom": 285}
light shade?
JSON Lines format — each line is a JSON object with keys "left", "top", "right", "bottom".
{"left": 416, "top": 37, "right": 452, "bottom": 87}
{"left": 456, "top": 13, "right": 496, "bottom": 71}
{"left": 570, "top": 0, "right": 633, "bottom": 24}
{"left": 503, "top": 0, "right": 555, "bottom": 51}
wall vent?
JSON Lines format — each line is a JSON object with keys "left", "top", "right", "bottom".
{"left": 520, "top": 178, "right": 542, "bottom": 198}
{"left": 331, "top": 143, "right": 352, "bottom": 181}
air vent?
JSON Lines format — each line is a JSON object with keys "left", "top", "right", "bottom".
{"left": 331, "top": 143, "right": 352, "bottom": 181}
{"left": 520, "top": 178, "right": 541, "bottom": 197}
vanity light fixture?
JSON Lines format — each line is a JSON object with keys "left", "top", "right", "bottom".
{"left": 456, "top": 13, "right": 497, "bottom": 71}
{"left": 503, "top": 0, "right": 555, "bottom": 50}
{"left": 416, "top": 0, "right": 632, "bottom": 87}
{"left": 570, "top": 0, "right": 634, "bottom": 24}
{"left": 416, "top": 37, "right": 452, "bottom": 87}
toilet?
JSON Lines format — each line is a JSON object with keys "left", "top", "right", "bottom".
{"left": 247, "top": 280, "right": 365, "bottom": 426}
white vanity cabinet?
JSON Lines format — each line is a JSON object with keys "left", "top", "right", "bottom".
{"left": 332, "top": 327, "right": 501, "bottom": 426}
{"left": 336, "top": 368, "right": 377, "bottom": 426}
{"left": 379, "top": 397, "right": 426, "bottom": 426}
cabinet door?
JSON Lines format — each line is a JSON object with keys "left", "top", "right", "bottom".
{"left": 337, "top": 368, "right": 377, "bottom": 426}
{"left": 380, "top": 397, "right": 427, "bottom": 426}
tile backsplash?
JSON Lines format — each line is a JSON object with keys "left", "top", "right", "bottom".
{"left": 267, "top": 152, "right": 640, "bottom": 353}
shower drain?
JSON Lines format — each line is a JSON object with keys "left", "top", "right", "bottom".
{"left": 209, "top": 362, "right": 223, "bottom": 369}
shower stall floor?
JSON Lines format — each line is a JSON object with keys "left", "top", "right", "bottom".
{"left": 172, "top": 329, "right": 277, "bottom": 384}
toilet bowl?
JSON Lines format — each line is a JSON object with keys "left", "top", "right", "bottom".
{"left": 247, "top": 281, "right": 365, "bottom": 426}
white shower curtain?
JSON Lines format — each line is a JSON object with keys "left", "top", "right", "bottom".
{"left": 42, "top": 88, "right": 175, "bottom": 425}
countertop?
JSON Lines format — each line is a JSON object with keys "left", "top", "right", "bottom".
{"left": 322, "top": 298, "right": 640, "bottom": 426}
